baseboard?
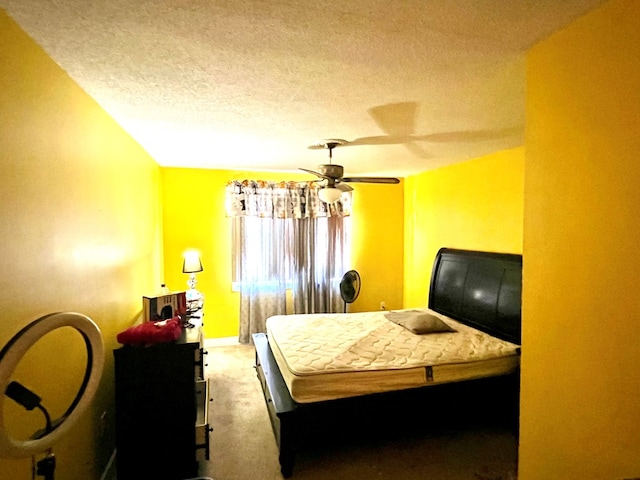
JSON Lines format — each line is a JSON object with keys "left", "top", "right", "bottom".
{"left": 100, "top": 449, "right": 117, "bottom": 480}
{"left": 204, "top": 336, "right": 240, "bottom": 347}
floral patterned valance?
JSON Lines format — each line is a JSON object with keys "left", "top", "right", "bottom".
{"left": 225, "top": 180, "right": 351, "bottom": 218}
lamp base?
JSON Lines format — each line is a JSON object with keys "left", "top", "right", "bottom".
{"left": 186, "top": 288, "right": 204, "bottom": 314}
{"left": 187, "top": 273, "right": 198, "bottom": 290}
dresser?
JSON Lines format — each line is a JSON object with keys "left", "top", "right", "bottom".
{"left": 114, "top": 324, "right": 210, "bottom": 480}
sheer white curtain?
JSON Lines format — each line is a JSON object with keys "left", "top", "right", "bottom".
{"left": 233, "top": 216, "right": 290, "bottom": 343}
{"left": 291, "top": 216, "right": 348, "bottom": 314}
{"left": 226, "top": 180, "right": 351, "bottom": 344}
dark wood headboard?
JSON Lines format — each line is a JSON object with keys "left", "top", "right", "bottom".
{"left": 428, "top": 248, "right": 522, "bottom": 345}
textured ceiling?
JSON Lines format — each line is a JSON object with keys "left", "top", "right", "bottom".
{"left": 1, "top": 0, "right": 605, "bottom": 177}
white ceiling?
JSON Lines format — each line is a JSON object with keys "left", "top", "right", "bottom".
{"left": 1, "top": 0, "right": 605, "bottom": 177}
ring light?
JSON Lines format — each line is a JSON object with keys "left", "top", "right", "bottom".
{"left": 0, "top": 312, "right": 104, "bottom": 458}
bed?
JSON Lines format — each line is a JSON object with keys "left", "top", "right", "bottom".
{"left": 253, "top": 247, "right": 522, "bottom": 477}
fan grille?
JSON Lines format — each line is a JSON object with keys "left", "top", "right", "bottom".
{"left": 340, "top": 270, "right": 361, "bottom": 312}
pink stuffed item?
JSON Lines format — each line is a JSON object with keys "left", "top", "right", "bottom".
{"left": 117, "top": 317, "right": 183, "bottom": 346}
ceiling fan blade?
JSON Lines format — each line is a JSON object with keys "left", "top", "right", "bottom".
{"left": 299, "top": 167, "right": 331, "bottom": 181}
{"left": 342, "top": 177, "right": 400, "bottom": 184}
{"left": 336, "top": 182, "right": 354, "bottom": 192}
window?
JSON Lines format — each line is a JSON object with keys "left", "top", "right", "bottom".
{"left": 226, "top": 180, "right": 351, "bottom": 312}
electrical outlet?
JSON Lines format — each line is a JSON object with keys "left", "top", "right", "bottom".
{"left": 380, "top": 301, "right": 386, "bottom": 310}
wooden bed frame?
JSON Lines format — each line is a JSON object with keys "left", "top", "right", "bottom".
{"left": 253, "top": 248, "right": 523, "bottom": 477}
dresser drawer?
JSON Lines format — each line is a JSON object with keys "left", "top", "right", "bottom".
{"left": 195, "top": 378, "right": 212, "bottom": 459}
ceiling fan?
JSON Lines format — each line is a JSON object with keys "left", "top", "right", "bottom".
{"left": 302, "top": 139, "right": 400, "bottom": 203}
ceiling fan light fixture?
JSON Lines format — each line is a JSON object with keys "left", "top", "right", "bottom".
{"left": 318, "top": 187, "right": 342, "bottom": 204}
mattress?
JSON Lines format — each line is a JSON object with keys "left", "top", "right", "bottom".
{"left": 266, "top": 309, "right": 520, "bottom": 403}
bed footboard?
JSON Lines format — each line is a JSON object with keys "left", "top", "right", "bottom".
{"left": 253, "top": 332, "right": 297, "bottom": 478}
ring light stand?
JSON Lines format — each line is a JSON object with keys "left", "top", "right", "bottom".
{"left": 0, "top": 313, "right": 104, "bottom": 479}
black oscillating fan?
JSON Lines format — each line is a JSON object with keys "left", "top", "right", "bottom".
{"left": 339, "top": 270, "right": 361, "bottom": 313}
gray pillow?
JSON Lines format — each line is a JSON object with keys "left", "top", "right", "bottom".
{"left": 385, "top": 310, "right": 456, "bottom": 335}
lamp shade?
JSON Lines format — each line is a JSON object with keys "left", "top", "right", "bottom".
{"left": 182, "top": 251, "right": 203, "bottom": 273}
{"left": 318, "top": 187, "right": 342, "bottom": 204}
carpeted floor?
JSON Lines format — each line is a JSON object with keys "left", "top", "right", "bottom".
{"left": 198, "top": 340, "right": 518, "bottom": 480}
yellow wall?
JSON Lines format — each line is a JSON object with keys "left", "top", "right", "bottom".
{"left": 0, "top": 10, "right": 162, "bottom": 480}
{"left": 6, "top": 0, "right": 637, "bottom": 477}
{"left": 161, "top": 168, "right": 404, "bottom": 338}
{"left": 519, "top": 0, "right": 640, "bottom": 478}
{"left": 403, "top": 148, "right": 524, "bottom": 307}
{"left": 349, "top": 178, "right": 404, "bottom": 312}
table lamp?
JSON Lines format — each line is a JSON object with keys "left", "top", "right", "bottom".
{"left": 182, "top": 250, "right": 204, "bottom": 313}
